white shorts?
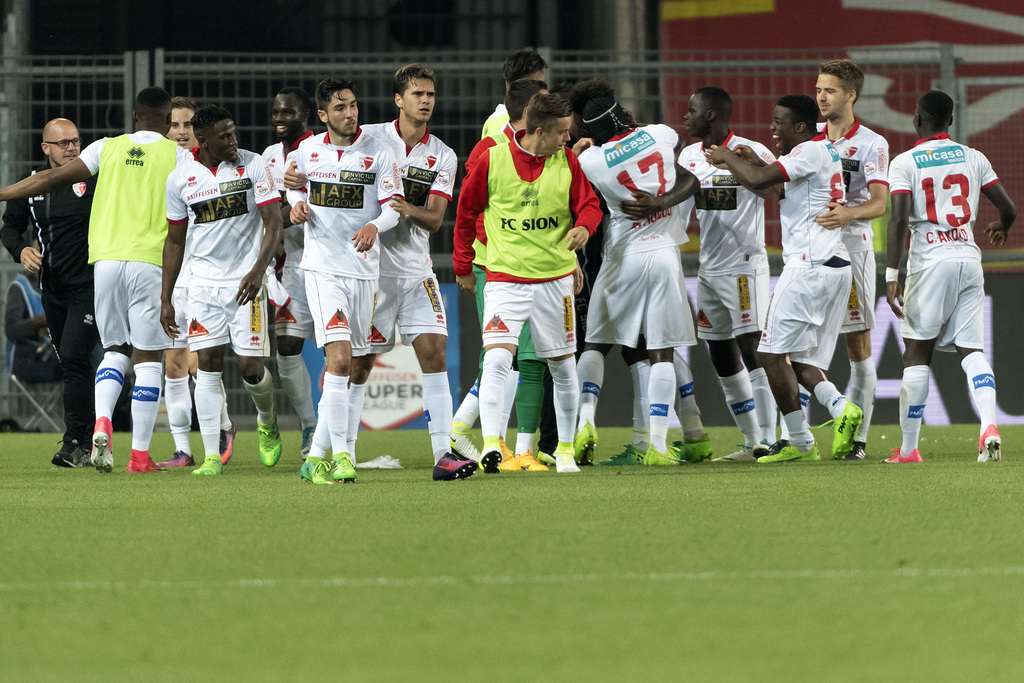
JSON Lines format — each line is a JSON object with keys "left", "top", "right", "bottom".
{"left": 482, "top": 276, "right": 575, "bottom": 359}
{"left": 93, "top": 260, "right": 171, "bottom": 351}
{"left": 696, "top": 261, "right": 770, "bottom": 341}
{"left": 370, "top": 274, "right": 448, "bottom": 353}
{"left": 901, "top": 259, "right": 984, "bottom": 352}
{"left": 586, "top": 248, "right": 696, "bottom": 349}
{"left": 274, "top": 266, "right": 314, "bottom": 340}
{"left": 170, "top": 286, "right": 189, "bottom": 349}
{"left": 305, "top": 270, "right": 377, "bottom": 353}
{"left": 841, "top": 249, "right": 876, "bottom": 333}
{"left": 187, "top": 285, "right": 269, "bottom": 357}
{"left": 759, "top": 264, "right": 851, "bottom": 369}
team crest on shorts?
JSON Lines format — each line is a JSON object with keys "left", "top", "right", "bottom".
{"left": 484, "top": 315, "right": 509, "bottom": 333}
{"left": 326, "top": 310, "right": 349, "bottom": 330}
{"left": 369, "top": 326, "right": 387, "bottom": 343}
{"left": 275, "top": 305, "right": 297, "bottom": 324}
{"left": 189, "top": 319, "right": 209, "bottom": 337}
{"left": 697, "top": 310, "right": 713, "bottom": 329}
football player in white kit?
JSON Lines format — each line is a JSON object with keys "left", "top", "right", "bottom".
{"left": 709, "top": 95, "right": 863, "bottom": 463}
{"left": 812, "top": 59, "right": 891, "bottom": 461}
{"left": 161, "top": 106, "right": 285, "bottom": 476}
{"left": 575, "top": 97, "right": 700, "bottom": 465}
{"left": 261, "top": 86, "right": 319, "bottom": 458}
{"left": 679, "top": 86, "right": 778, "bottom": 461}
{"left": 884, "top": 91, "right": 1016, "bottom": 464}
{"left": 286, "top": 77, "right": 403, "bottom": 485}
{"left": 349, "top": 64, "right": 478, "bottom": 481}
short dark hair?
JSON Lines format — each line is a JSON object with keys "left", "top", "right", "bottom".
{"left": 568, "top": 78, "right": 615, "bottom": 118}
{"left": 394, "top": 63, "right": 435, "bottom": 96}
{"left": 525, "top": 93, "right": 572, "bottom": 134}
{"left": 776, "top": 94, "right": 819, "bottom": 130}
{"left": 276, "top": 86, "right": 311, "bottom": 114}
{"left": 505, "top": 79, "right": 547, "bottom": 124}
{"left": 316, "top": 77, "right": 357, "bottom": 111}
{"left": 582, "top": 97, "right": 632, "bottom": 146}
{"left": 693, "top": 86, "right": 732, "bottom": 118}
{"left": 170, "top": 96, "right": 198, "bottom": 112}
{"left": 918, "top": 90, "right": 954, "bottom": 126}
{"left": 503, "top": 49, "right": 548, "bottom": 85}
{"left": 818, "top": 58, "right": 865, "bottom": 102}
{"left": 191, "top": 105, "right": 233, "bottom": 134}
{"left": 135, "top": 86, "right": 171, "bottom": 112}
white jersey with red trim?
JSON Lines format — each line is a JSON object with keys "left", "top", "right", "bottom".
{"left": 286, "top": 130, "right": 402, "bottom": 280}
{"left": 678, "top": 131, "right": 775, "bottom": 275}
{"left": 889, "top": 135, "right": 998, "bottom": 274}
{"left": 578, "top": 124, "right": 687, "bottom": 260}
{"left": 165, "top": 148, "right": 280, "bottom": 288}
{"left": 814, "top": 120, "right": 889, "bottom": 252}
{"left": 361, "top": 121, "right": 457, "bottom": 279}
{"left": 774, "top": 139, "right": 848, "bottom": 267}
{"left": 261, "top": 130, "right": 314, "bottom": 266}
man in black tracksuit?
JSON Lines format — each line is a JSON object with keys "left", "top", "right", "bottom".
{"left": 1, "top": 118, "right": 99, "bottom": 466}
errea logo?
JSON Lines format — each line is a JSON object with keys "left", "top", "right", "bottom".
{"left": 521, "top": 186, "right": 539, "bottom": 207}
{"left": 913, "top": 145, "right": 965, "bottom": 169}
{"left": 604, "top": 130, "right": 656, "bottom": 166}
{"left": 126, "top": 146, "right": 146, "bottom": 166}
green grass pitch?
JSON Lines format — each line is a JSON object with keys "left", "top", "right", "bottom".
{"left": 3, "top": 424, "right": 1024, "bottom": 682}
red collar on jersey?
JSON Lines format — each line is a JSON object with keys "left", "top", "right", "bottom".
{"left": 700, "top": 130, "right": 735, "bottom": 152}
{"left": 321, "top": 127, "right": 362, "bottom": 147}
{"left": 812, "top": 118, "right": 861, "bottom": 143}
{"left": 501, "top": 122, "right": 515, "bottom": 140}
{"left": 393, "top": 119, "right": 430, "bottom": 154}
{"left": 913, "top": 132, "right": 952, "bottom": 147}
{"left": 191, "top": 146, "right": 219, "bottom": 174}
{"left": 283, "top": 129, "right": 314, "bottom": 155}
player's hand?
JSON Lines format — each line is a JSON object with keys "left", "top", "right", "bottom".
{"left": 283, "top": 161, "right": 307, "bottom": 190}
{"left": 353, "top": 223, "right": 378, "bottom": 252}
{"left": 160, "top": 301, "right": 179, "bottom": 339}
{"left": 985, "top": 220, "right": 1009, "bottom": 246}
{"left": 573, "top": 261, "right": 584, "bottom": 294}
{"left": 19, "top": 246, "right": 42, "bottom": 274}
{"left": 290, "top": 201, "right": 309, "bottom": 225}
{"left": 389, "top": 197, "right": 414, "bottom": 219}
{"left": 730, "top": 145, "right": 759, "bottom": 164}
{"left": 572, "top": 138, "right": 595, "bottom": 156}
{"left": 706, "top": 145, "right": 732, "bottom": 168}
{"left": 815, "top": 203, "right": 852, "bottom": 229}
{"left": 886, "top": 280, "right": 905, "bottom": 320}
{"left": 566, "top": 225, "right": 589, "bottom": 251}
{"left": 456, "top": 272, "right": 476, "bottom": 294}
{"left": 235, "top": 269, "right": 262, "bottom": 305}
{"left": 620, "top": 190, "right": 664, "bottom": 220}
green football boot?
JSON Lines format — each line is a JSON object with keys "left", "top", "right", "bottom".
{"left": 300, "top": 457, "right": 335, "bottom": 485}
{"left": 831, "top": 401, "right": 864, "bottom": 460}
{"left": 192, "top": 455, "right": 224, "bottom": 476}
{"left": 757, "top": 444, "right": 821, "bottom": 463}
{"left": 331, "top": 454, "right": 357, "bottom": 483}
{"left": 673, "top": 433, "right": 714, "bottom": 463}
{"left": 574, "top": 420, "right": 598, "bottom": 466}
{"left": 642, "top": 443, "right": 684, "bottom": 466}
{"left": 597, "top": 444, "right": 645, "bottom": 466}
{"left": 257, "top": 415, "right": 283, "bottom": 467}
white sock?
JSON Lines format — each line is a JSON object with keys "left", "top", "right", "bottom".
{"left": 242, "top": 368, "right": 276, "bottom": 426}
{"left": 515, "top": 431, "right": 535, "bottom": 454}
{"left": 164, "top": 375, "right": 192, "bottom": 454}
{"left": 346, "top": 382, "right": 366, "bottom": 459}
{"left": 673, "top": 353, "right": 704, "bottom": 437}
{"left": 629, "top": 360, "right": 651, "bottom": 448}
{"left": 480, "top": 348, "right": 513, "bottom": 441}
{"left": 453, "top": 380, "right": 480, "bottom": 427}
{"left": 748, "top": 367, "right": 776, "bottom": 443}
{"left": 130, "top": 361, "right": 163, "bottom": 452}
{"left": 576, "top": 349, "right": 604, "bottom": 428}
{"left": 194, "top": 370, "right": 223, "bottom": 457}
{"left": 277, "top": 352, "right": 317, "bottom": 429}
{"left": 322, "top": 372, "right": 350, "bottom": 456}
{"left": 648, "top": 361, "right": 676, "bottom": 452}
{"left": 422, "top": 372, "right": 453, "bottom": 460}
{"left": 719, "top": 369, "right": 760, "bottom": 447}
{"left": 499, "top": 369, "right": 519, "bottom": 440}
{"left": 849, "top": 359, "right": 876, "bottom": 443}
{"left": 900, "top": 365, "right": 929, "bottom": 455}
{"left": 961, "top": 352, "right": 997, "bottom": 433}
{"left": 219, "top": 379, "right": 232, "bottom": 430}
{"left": 94, "top": 351, "right": 130, "bottom": 422}
{"left": 310, "top": 392, "right": 332, "bottom": 460}
{"left": 547, "top": 357, "right": 579, "bottom": 444}
{"left": 781, "top": 385, "right": 810, "bottom": 440}
{"left": 813, "top": 381, "right": 848, "bottom": 419}
{"left": 782, "top": 410, "right": 815, "bottom": 452}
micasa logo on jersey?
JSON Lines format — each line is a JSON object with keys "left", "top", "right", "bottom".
{"left": 422, "top": 279, "right": 442, "bottom": 313}
{"left": 126, "top": 147, "right": 146, "bottom": 166}
{"left": 913, "top": 146, "right": 966, "bottom": 169}
{"left": 521, "top": 186, "right": 540, "bottom": 207}
{"left": 604, "top": 130, "right": 656, "bottom": 166}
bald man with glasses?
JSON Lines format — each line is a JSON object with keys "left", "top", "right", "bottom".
{"left": 2, "top": 118, "right": 100, "bottom": 468}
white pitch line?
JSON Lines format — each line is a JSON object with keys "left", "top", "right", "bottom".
{"left": 3, "top": 567, "right": 1024, "bottom": 593}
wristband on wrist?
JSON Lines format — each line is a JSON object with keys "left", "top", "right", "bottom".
{"left": 885, "top": 267, "right": 900, "bottom": 283}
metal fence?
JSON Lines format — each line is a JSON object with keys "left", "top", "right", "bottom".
{"left": 1, "top": 46, "right": 1021, "bottom": 428}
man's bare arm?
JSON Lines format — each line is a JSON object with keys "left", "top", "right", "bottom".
{"left": 0, "top": 159, "right": 92, "bottom": 202}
